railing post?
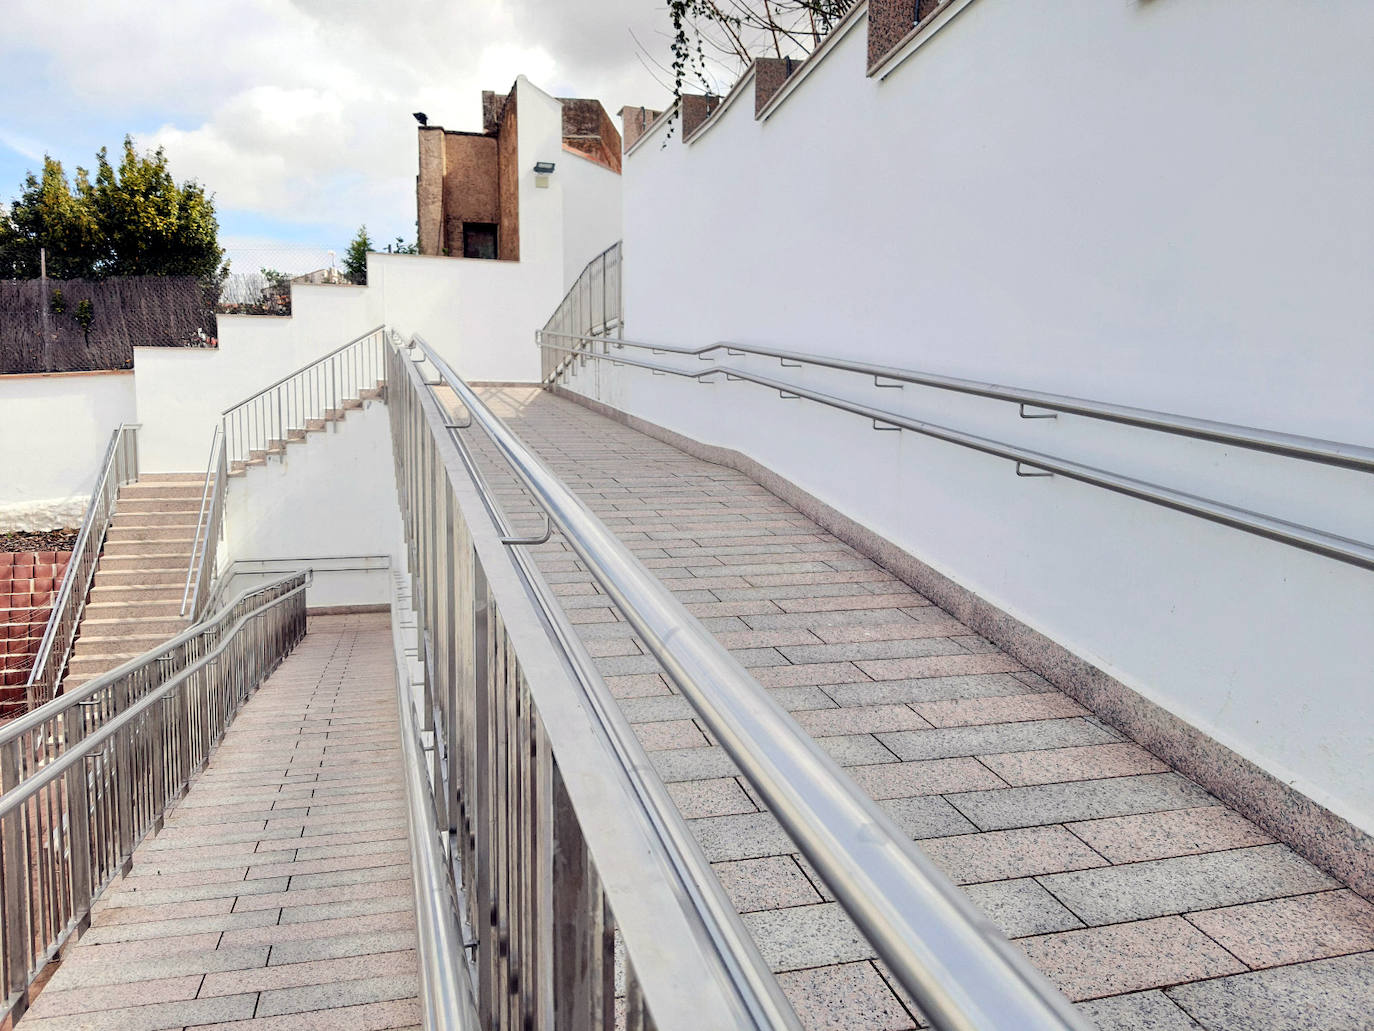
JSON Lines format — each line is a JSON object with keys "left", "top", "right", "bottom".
{"left": 1, "top": 738, "right": 32, "bottom": 1011}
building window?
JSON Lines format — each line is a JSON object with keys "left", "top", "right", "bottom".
{"left": 463, "top": 223, "right": 498, "bottom": 260}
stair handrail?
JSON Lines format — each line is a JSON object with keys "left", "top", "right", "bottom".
{"left": 538, "top": 330, "right": 1374, "bottom": 472}
{"left": 220, "top": 323, "right": 387, "bottom": 415}
{"left": 537, "top": 340, "right": 1374, "bottom": 571}
{"left": 407, "top": 332, "right": 1092, "bottom": 1031}
{"left": 22, "top": 423, "right": 139, "bottom": 711}
{"left": 220, "top": 325, "right": 388, "bottom": 468}
{"left": 180, "top": 427, "right": 224, "bottom": 619}
{"left": 0, "top": 569, "right": 309, "bottom": 1022}
{"left": 540, "top": 242, "right": 621, "bottom": 383}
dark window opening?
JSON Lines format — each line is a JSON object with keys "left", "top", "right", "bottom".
{"left": 463, "top": 223, "right": 498, "bottom": 260}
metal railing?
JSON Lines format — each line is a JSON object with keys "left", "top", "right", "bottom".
{"left": 181, "top": 427, "right": 227, "bottom": 620}
{"left": 21, "top": 425, "right": 139, "bottom": 714}
{"left": 390, "top": 572, "right": 482, "bottom": 1031}
{"left": 396, "top": 331, "right": 1090, "bottom": 1031}
{"left": 538, "top": 337, "right": 1374, "bottom": 571}
{"left": 540, "top": 242, "right": 621, "bottom": 383}
{"left": 221, "top": 325, "right": 387, "bottom": 469}
{"left": 540, "top": 331, "right": 1374, "bottom": 473}
{"left": 0, "top": 571, "right": 308, "bottom": 1023}
{"left": 389, "top": 335, "right": 800, "bottom": 1031}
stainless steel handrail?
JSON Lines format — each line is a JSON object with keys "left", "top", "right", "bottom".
{"left": 540, "top": 244, "right": 622, "bottom": 383}
{"left": 538, "top": 330, "right": 1374, "bottom": 473}
{"left": 0, "top": 574, "right": 307, "bottom": 808}
{"left": 1, "top": 571, "right": 309, "bottom": 747}
{"left": 409, "top": 333, "right": 1091, "bottom": 1031}
{"left": 22, "top": 423, "right": 139, "bottom": 711}
{"left": 392, "top": 613, "right": 482, "bottom": 1031}
{"left": 539, "top": 341, "right": 1374, "bottom": 572}
{"left": 0, "top": 570, "right": 308, "bottom": 1021}
{"left": 181, "top": 427, "right": 225, "bottom": 618}
{"left": 221, "top": 324, "right": 387, "bottom": 414}
{"left": 220, "top": 326, "right": 388, "bottom": 469}
{"left": 407, "top": 354, "right": 799, "bottom": 1030}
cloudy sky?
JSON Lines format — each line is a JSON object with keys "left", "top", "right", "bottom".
{"left": 0, "top": 0, "right": 681, "bottom": 268}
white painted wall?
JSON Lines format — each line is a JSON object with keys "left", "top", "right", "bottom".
{"left": 571, "top": 1, "right": 1374, "bottom": 831}
{"left": 128, "top": 76, "right": 621, "bottom": 472}
{"left": 0, "top": 371, "right": 136, "bottom": 530}
{"left": 559, "top": 150, "right": 623, "bottom": 288}
{"left": 221, "top": 398, "right": 402, "bottom": 609}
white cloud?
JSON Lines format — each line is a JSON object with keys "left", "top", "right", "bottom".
{"left": 1, "top": 0, "right": 675, "bottom": 241}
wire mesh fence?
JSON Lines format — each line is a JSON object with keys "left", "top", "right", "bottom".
{"left": 0, "top": 276, "right": 217, "bottom": 375}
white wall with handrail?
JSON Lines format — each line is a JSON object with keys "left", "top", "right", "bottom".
{"left": 565, "top": 0, "right": 1374, "bottom": 833}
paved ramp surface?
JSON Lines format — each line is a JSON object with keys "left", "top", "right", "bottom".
{"left": 18, "top": 614, "right": 422, "bottom": 1031}
{"left": 468, "top": 385, "right": 1374, "bottom": 1031}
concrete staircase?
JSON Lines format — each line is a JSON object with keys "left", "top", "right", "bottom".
{"left": 62, "top": 474, "right": 205, "bottom": 690}
{"left": 227, "top": 382, "right": 384, "bottom": 477}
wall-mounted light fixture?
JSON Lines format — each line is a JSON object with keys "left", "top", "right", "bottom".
{"left": 533, "top": 161, "right": 556, "bottom": 188}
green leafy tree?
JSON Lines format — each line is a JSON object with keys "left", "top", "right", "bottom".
{"left": 343, "top": 225, "right": 372, "bottom": 284}
{"left": 0, "top": 137, "right": 224, "bottom": 281}
{"left": 0, "top": 158, "right": 100, "bottom": 277}
{"left": 74, "top": 299, "right": 95, "bottom": 341}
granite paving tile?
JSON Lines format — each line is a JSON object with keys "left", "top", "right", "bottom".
{"left": 14, "top": 994, "right": 259, "bottom": 1030}
{"left": 914, "top": 692, "right": 1089, "bottom": 727}
{"left": 917, "top": 826, "right": 1109, "bottom": 885}
{"left": 253, "top": 973, "right": 423, "bottom": 1018}
{"left": 1065, "top": 805, "right": 1274, "bottom": 864}
{"left": 1039, "top": 843, "right": 1337, "bottom": 925}
{"left": 792, "top": 704, "right": 932, "bottom": 737}
{"left": 1017, "top": 917, "right": 1246, "bottom": 1001}
{"left": 775, "top": 961, "right": 917, "bottom": 1031}
{"left": 946, "top": 773, "right": 1215, "bottom": 830}
{"left": 1184, "top": 889, "right": 1374, "bottom": 969}
{"left": 665, "top": 777, "right": 758, "bottom": 819}
{"left": 713, "top": 856, "right": 824, "bottom": 912}
{"left": 741, "top": 903, "right": 876, "bottom": 970}
{"left": 20, "top": 975, "right": 204, "bottom": 1017}
{"left": 184, "top": 998, "right": 424, "bottom": 1030}
{"left": 689, "top": 811, "right": 796, "bottom": 862}
{"left": 878, "top": 718, "right": 1116, "bottom": 761}
{"left": 1165, "top": 953, "right": 1374, "bottom": 1031}
{"left": 979, "top": 742, "right": 1171, "bottom": 786}
{"left": 846, "top": 756, "right": 1005, "bottom": 799}
{"left": 826, "top": 673, "right": 1046, "bottom": 708}
{"left": 962, "top": 878, "right": 1085, "bottom": 938}
{"left": 1076, "top": 990, "right": 1204, "bottom": 1030}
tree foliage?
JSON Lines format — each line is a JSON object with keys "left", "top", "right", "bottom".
{"left": 659, "top": 0, "right": 854, "bottom": 131}
{"left": 0, "top": 137, "right": 224, "bottom": 281}
{"left": 343, "top": 225, "right": 372, "bottom": 284}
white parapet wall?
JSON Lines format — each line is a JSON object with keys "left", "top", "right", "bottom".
{"left": 561, "top": 0, "right": 1374, "bottom": 834}
{"left": 221, "top": 396, "right": 403, "bottom": 610}
{"left": 0, "top": 370, "right": 136, "bottom": 531}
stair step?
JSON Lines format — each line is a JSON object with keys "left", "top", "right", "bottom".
{"left": 70, "top": 635, "right": 172, "bottom": 662}
{"left": 93, "top": 568, "right": 188, "bottom": 587}
{"left": 106, "top": 525, "right": 201, "bottom": 543}
{"left": 81, "top": 616, "right": 188, "bottom": 637}
{"left": 134, "top": 472, "right": 205, "bottom": 483}
{"left": 117, "top": 498, "right": 203, "bottom": 514}
{"left": 100, "top": 540, "right": 196, "bottom": 558}
{"left": 119, "top": 483, "right": 204, "bottom": 500}
{"left": 85, "top": 598, "right": 187, "bottom": 617}
{"left": 87, "top": 585, "right": 185, "bottom": 604}
{"left": 112, "top": 511, "right": 205, "bottom": 527}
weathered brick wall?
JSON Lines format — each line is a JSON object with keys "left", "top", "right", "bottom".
{"left": 0, "top": 550, "right": 70, "bottom": 714}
